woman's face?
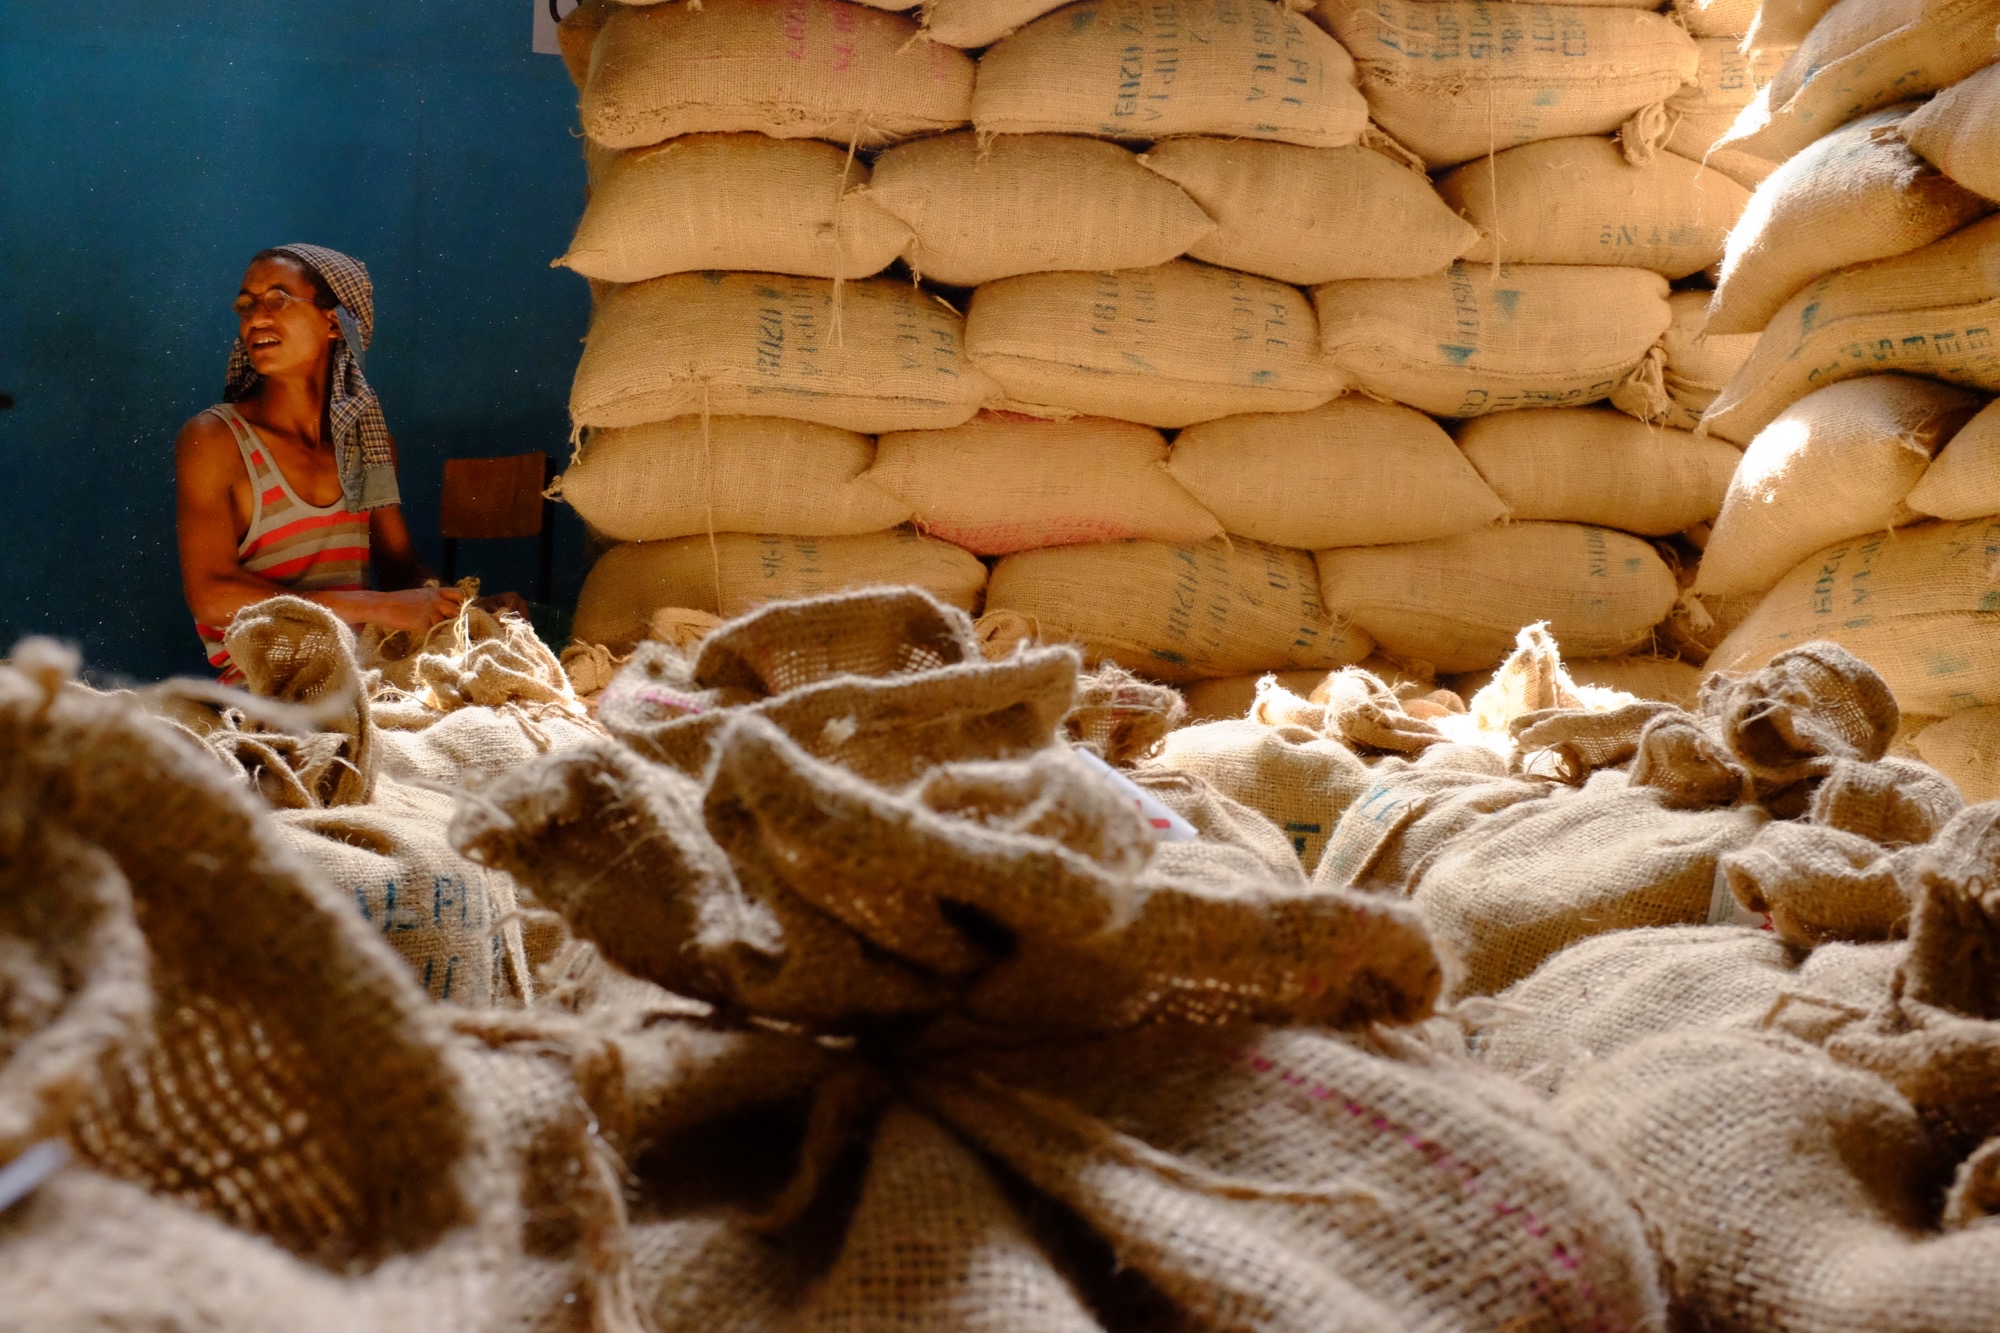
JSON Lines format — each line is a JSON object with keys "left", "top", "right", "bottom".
{"left": 236, "top": 256, "right": 338, "bottom": 379}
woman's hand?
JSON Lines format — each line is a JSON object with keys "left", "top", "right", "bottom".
{"left": 356, "top": 585, "right": 468, "bottom": 633}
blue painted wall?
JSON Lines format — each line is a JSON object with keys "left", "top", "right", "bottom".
{"left": 0, "top": 5, "right": 592, "bottom": 681}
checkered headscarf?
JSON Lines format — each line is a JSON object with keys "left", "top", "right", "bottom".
{"left": 224, "top": 243, "right": 401, "bottom": 511}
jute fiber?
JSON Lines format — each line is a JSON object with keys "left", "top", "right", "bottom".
{"left": 556, "top": 134, "right": 910, "bottom": 284}
{"left": 987, "top": 537, "right": 1375, "bottom": 683}
{"left": 1316, "top": 522, "right": 1679, "bottom": 673}
{"left": 1661, "top": 37, "right": 1787, "bottom": 160}
{"left": 569, "top": 271, "right": 996, "bottom": 433}
{"left": 1719, "top": 0, "right": 2000, "bottom": 163}
{"left": 1250, "top": 671, "right": 1463, "bottom": 758}
{"left": 1696, "top": 375, "right": 1986, "bottom": 597}
{"left": 556, "top": 417, "right": 911, "bottom": 544}
{"left": 1438, "top": 137, "right": 1751, "bottom": 280}
{"left": 1168, "top": 398, "right": 1507, "bottom": 549}
{"left": 972, "top": 0, "right": 1370, "bottom": 147}
{"left": 1708, "top": 517, "right": 2000, "bottom": 715}
{"left": 1909, "top": 705, "right": 2000, "bottom": 802}
{"left": 966, "top": 260, "right": 1346, "bottom": 428}
{"left": 572, "top": 531, "right": 988, "bottom": 650}
{"left": 1315, "top": 262, "right": 1674, "bottom": 417}
{"left": 1311, "top": 0, "right": 1701, "bottom": 168}
{"left": 1672, "top": 0, "right": 1762, "bottom": 36}
{"left": 1607, "top": 288, "right": 1759, "bottom": 431}
{"left": 1707, "top": 104, "right": 1991, "bottom": 336}
{"left": 1456, "top": 405, "right": 1740, "bottom": 536}
{"left": 1902, "top": 58, "right": 2000, "bottom": 203}
{"left": 863, "top": 132, "right": 1214, "bottom": 287}
{"left": 920, "top": 0, "right": 1071, "bottom": 47}
{"left": 1139, "top": 138, "right": 1478, "bottom": 285}
{"left": 868, "top": 414, "right": 1222, "bottom": 556}
{"left": 580, "top": 0, "right": 975, "bottom": 149}
{"left": 1703, "top": 212, "right": 2000, "bottom": 444}
{"left": 1907, "top": 396, "right": 2000, "bottom": 521}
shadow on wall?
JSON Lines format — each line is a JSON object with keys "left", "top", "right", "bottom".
{"left": 0, "top": 4, "right": 591, "bottom": 682}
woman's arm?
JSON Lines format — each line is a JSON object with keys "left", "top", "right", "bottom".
{"left": 366, "top": 431, "right": 435, "bottom": 591}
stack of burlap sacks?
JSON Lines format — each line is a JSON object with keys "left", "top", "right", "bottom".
{"left": 550, "top": 0, "right": 1789, "bottom": 704}
{"left": 1667, "top": 0, "right": 2000, "bottom": 804}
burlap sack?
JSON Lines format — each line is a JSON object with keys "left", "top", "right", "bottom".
{"left": 1696, "top": 375, "right": 1985, "bottom": 597}
{"left": 1907, "top": 397, "right": 2000, "bottom": 521}
{"left": 868, "top": 414, "right": 1222, "bottom": 556}
{"left": 580, "top": 0, "right": 975, "bottom": 149}
{"left": 1707, "top": 105, "right": 1990, "bottom": 335}
{"left": 1563, "top": 654, "right": 1705, "bottom": 707}
{"left": 572, "top": 531, "right": 989, "bottom": 650}
{"left": 1313, "top": 763, "right": 1556, "bottom": 896}
{"left": 1169, "top": 398, "right": 1507, "bottom": 549}
{"left": 1062, "top": 660, "right": 1186, "bottom": 766}
{"left": 571, "top": 272, "right": 996, "bottom": 434}
{"left": 1902, "top": 59, "right": 2000, "bottom": 202}
{"left": 1456, "top": 405, "right": 1740, "bottom": 536}
{"left": 1660, "top": 581, "right": 1762, "bottom": 666}
{"left": 1150, "top": 717, "right": 1375, "bottom": 870}
{"left": 556, "top": 134, "right": 910, "bottom": 284}
{"left": 1608, "top": 288, "right": 1759, "bottom": 430}
{"left": 1139, "top": 138, "right": 1478, "bottom": 285}
{"left": 1719, "top": 0, "right": 2000, "bottom": 164}
{"left": 863, "top": 132, "right": 1214, "bottom": 287}
{"left": 1180, "top": 670, "right": 1334, "bottom": 723}
{"left": 921, "top": 0, "right": 1070, "bottom": 47}
{"left": 556, "top": 417, "right": 912, "bottom": 543}
{"left": 986, "top": 537, "right": 1375, "bottom": 683}
{"left": 966, "top": 260, "right": 1346, "bottom": 428}
{"left": 1911, "top": 705, "right": 2000, "bottom": 802}
{"left": 1438, "top": 137, "right": 1750, "bottom": 279}
{"left": 1252, "top": 671, "right": 1460, "bottom": 756}
{"left": 1316, "top": 262, "right": 1674, "bottom": 417}
{"left": 1317, "top": 522, "right": 1679, "bottom": 673}
{"left": 1660, "top": 38, "right": 1788, "bottom": 158}
{"left": 1311, "top": 0, "right": 1701, "bottom": 168}
{"left": 972, "top": 0, "right": 1369, "bottom": 147}
{"left": 1746, "top": 0, "right": 1840, "bottom": 46}
{"left": 1673, "top": 0, "right": 1761, "bottom": 36}
{"left": 556, "top": 0, "right": 610, "bottom": 89}
{"left": 1703, "top": 213, "right": 2000, "bottom": 444}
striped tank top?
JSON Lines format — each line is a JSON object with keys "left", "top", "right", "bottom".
{"left": 195, "top": 403, "right": 371, "bottom": 683}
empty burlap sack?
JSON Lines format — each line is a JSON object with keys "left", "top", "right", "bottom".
{"left": 580, "top": 0, "right": 974, "bottom": 149}
{"left": 1608, "top": 288, "right": 1760, "bottom": 431}
{"left": 1911, "top": 705, "right": 2000, "bottom": 802}
{"left": 1151, "top": 716, "right": 1375, "bottom": 871}
{"left": 1901, "top": 58, "right": 2000, "bottom": 202}
{"left": 863, "top": 133, "right": 1214, "bottom": 288}
{"left": 1702, "top": 212, "right": 2000, "bottom": 445}
{"left": 1719, "top": 0, "right": 2000, "bottom": 164}
{"left": 987, "top": 537, "right": 1375, "bottom": 684}
{"left": 556, "top": 134, "right": 910, "bottom": 284}
{"left": 1456, "top": 406, "right": 1739, "bottom": 537}
{"left": 1708, "top": 105, "right": 1990, "bottom": 336}
{"left": 1907, "top": 396, "right": 2000, "bottom": 521}
{"left": 966, "top": 261, "right": 1346, "bottom": 428}
{"left": 363, "top": 599, "right": 587, "bottom": 719}
{"left": 1139, "top": 138, "right": 1478, "bottom": 285}
{"left": 868, "top": 414, "right": 1222, "bottom": 556}
{"left": 972, "top": 0, "right": 1369, "bottom": 147}
{"left": 1315, "top": 262, "right": 1674, "bottom": 417}
{"left": 1437, "top": 136, "right": 1750, "bottom": 279}
{"left": 1170, "top": 398, "right": 1507, "bottom": 549}
{"left": 556, "top": 417, "right": 912, "bottom": 544}
{"left": 1313, "top": 0, "right": 1699, "bottom": 168}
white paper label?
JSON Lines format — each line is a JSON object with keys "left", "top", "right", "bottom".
{"left": 1073, "top": 749, "right": 1199, "bottom": 843}
{"left": 1706, "top": 862, "right": 1769, "bottom": 929}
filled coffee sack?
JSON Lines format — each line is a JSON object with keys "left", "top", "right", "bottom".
{"left": 1317, "top": 522, "right": 1678, "bottom": 672}
{"left": 864, "top": 133, "right": 1213, "bottom": 287}
{"left": 1910, "top": 706, "right": 2000, "bottom": 803}
{"left": 1436, "top": 137, "right": 1751, "bottom": 279}
{"left": 1139, "top": 138, "right": 1477, "bottom": 285}
{"left": 1703, "top": 212, "right": 2000, "bottom": 444}
{"left": 1696, "top": 375, "right": 1986, "bottom": 598}
{"left": 1746, "top": 0, "right": 1840, "bottom": 48}
{"left": 1901, "top": 60, "right": 2000, "bottom": 203}
{"left": 1663, "top": 38, "right": 1790, "bottom": 160}
{"left": 967, "top": 260, "right": 1345, "bottom": 427}
{"left": 1719, "top": 0, "right": 2000, "bottom": 164}
{"left": 1610, "top": 289, "right": 1761, "bottom": 430}
{"left": 1316, "top": 262, "right": 1673, "bottom": 418}
{"left": 573, "top": 531, "right": 988, "bottom": 649}
{"left": 974, "top": 0, "right": 1368, "bottom": 146}
{"left": 1907, "top": 397, "right": 2000, "bottom": 520}
{"left": 921, "top": 0, "right": 1068, "bottom": 47}
{"left": 1168, "top": 398, "right": 1506, "bottom": 549}
{"left": 986, "top": 538, "right": 1373, "bottom": 682}
{"left": 1565, "top": 655, "right": 1706, "bottom": 707}
{"left": 867, "top": 414, "right": 1221, "bottom": 555}
{"left": 555, "top": 417, "right": 911, "bottom": 543}
{"left": 1707, "top": 516, "right": 2000, "bottom": 715}
{"left": 555, "top": 134, "right": 911, "bottom": 284}
{"left": 1456, "top": 407, "right": 1741, "bottom": 536}
{"left": 580, "top": 0, "right": 974, "bottom": 148}
{"left": 1672, "top": 0, "right": 1761, "bottom": 34}
{"left": 570, "top": 272, "right": 995, "bottom": 433}
{"left": 1707, "top": 105, "right": 1991, "bottom": 336}
{"left": 1312, "top": 0, "right": 1700, "bottom": 168}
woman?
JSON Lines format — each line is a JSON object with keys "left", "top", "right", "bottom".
{"left": 175, "top": 244, "right": 508, "bottom": 682}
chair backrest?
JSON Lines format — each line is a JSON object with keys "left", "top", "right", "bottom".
{"left": 440, "top": 454, "right": 549, "bottom": 541}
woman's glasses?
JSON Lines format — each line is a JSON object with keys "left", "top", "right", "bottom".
{"left": 232, "top": 288, "right": 324, "bottom": 318}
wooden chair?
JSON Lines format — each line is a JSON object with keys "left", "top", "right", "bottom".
{"left": 439, "top": 453, "right": 555, "bottom": 601}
